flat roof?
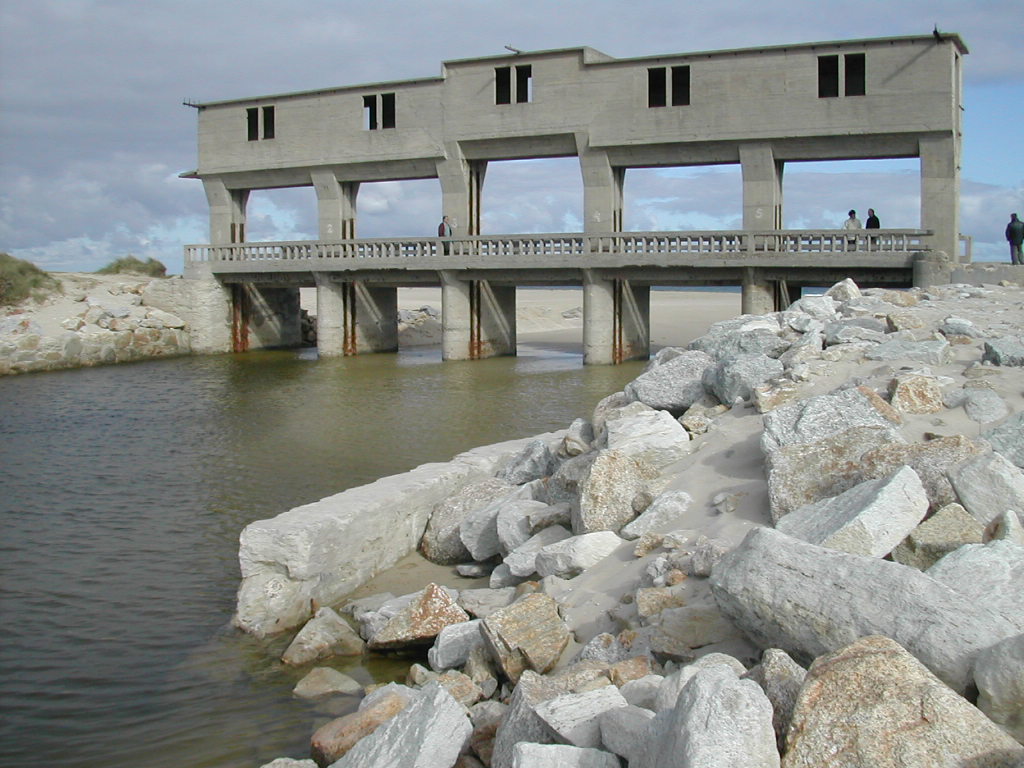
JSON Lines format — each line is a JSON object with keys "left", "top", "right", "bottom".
{"left": 192, "top": 33, "right": 967, "bottom": 109}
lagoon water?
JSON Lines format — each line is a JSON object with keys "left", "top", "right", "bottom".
{"left": 0, "top": 342, "right": 646, "bottom": 768}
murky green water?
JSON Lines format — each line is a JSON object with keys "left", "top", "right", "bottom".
{"left": 0, "top": 341, "right": 647, "bottom": 767}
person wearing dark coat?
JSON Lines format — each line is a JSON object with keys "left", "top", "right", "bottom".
{"left": 1006, "top": 213, "right": 1024, "bottom": 265}
{"left": 865, "top": 208, "right": 880, "bottom": 229}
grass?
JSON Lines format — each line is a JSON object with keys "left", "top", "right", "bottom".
{"left": 0, "top": 252, "right": 62, "bottom": 306}
{"left": 96, "top": 255, "right": 167, "bottom": 277}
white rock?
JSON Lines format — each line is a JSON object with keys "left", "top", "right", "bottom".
{"left": 619, "top": 674, "right": 664, "bottom": 710}
{"left": 605, "top": 409, "right": 692, "bottom": 470}
{"left": 620, "top": 490, "right": 693, "bottom": 540}
{"left": 925, "top": 540, "right": 1024, "bottom": 630}
{"left": 598, "top": 704, "right": 656, "bottom": 763}
{"left": 974, "top": 633, "right": 1024, "bottom": 742}
{"left": 534, "top": 686, "right": 629, "bottom": 748}
{"left": 774, "top": 466, "right": 929, "bottom": 557}
{"left": 511, "top": 743, "right": 620, "bottom": 768}
{"left": 654, "top": 653, "right": 748, "bottom": 712}
{"left": 281, "top": 607, "right": 364, "bottom": 665}
{"left": 504, "top": 525, "right": 573, "bottom": 577}
{"left": 331, "top": 682, "right": 471, "bottom": 768}
{"left": 427, "top": 619, "right": 485, "bottom": 671}
{"left": 497, "top": 500, "right": 550, "bottom": 555}
{"left": 535, "top": 532, "right": 623, "bottom": 579}
{"left": 948, "top": 450, "right": 1024, "bottom": 527}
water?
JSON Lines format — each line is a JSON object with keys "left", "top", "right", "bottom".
{"left": 0, "top": 342, "right": 646, "bottom": 768}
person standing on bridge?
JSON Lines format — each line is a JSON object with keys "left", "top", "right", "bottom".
{"left": 843, "top": 209, "right": 861, "bottom": 251}
{"left": 865, "top": 208, "right": 880, "bottom": 229}
{"left": 1006, "top": 213, "right": 1023, "bottom": 265}
{"left": 438, "top": 215, "right": 453, "bottom": 255}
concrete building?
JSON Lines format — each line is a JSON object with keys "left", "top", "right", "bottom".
{"left": 183, "top": 34, "right": 968, "bottom": 362}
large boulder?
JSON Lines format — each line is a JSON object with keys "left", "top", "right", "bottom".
{"left": 983, "top": 411, "right": 1024, "bottom": 468}
{"left": 620, "top": 490, "right": 693, "bottom": 540}
{"left": 427, "top": 619, "right": 486, "bottom": 671}
{"left": 330, "top": 682, "right": 472, "bottom": 768}
{"left": 634, "top": 664, "right": 779, "bottom": 768}
{"left": 761, "top": 386, "right": 901, "bottom": 454}
{"left": 572, "top": 450, "right": 659, "bottom": 534}
{"left": 421, "top": 478, "right": 514, "bottom": 564}
{"left": 774, "top": 466, "right": 929, "bottom": 557}
{"left": 367, "top": 583, "right": 471, "bottom": 651}
{"left": 623, "top": 349, "right": 715, "bottom": 413}
{"left": 742, "top": 649, "right": 806, "bottom": 753}
{"left": 605, "top": 409, "right": 692, "bottom": 471}
{"left": 504, "top": 525, "right": 573, "bottom": 578}
{"left": 890, "top": 502, "right": 985, "bottom": 570}
{"left": 281, "top": 607, "right": 364, "bottom": 665}
{"left": 482, "top": 593, "right": 572, "bottom": 684}
{"left": 703, "top": 354, "right": 785, "bottom": 405}
{"left": 533, "top": 686, "right": 629, "bottom": 748}
{"left": 925, "top": 540, "right": 1024, "bottom": 630}
{"left": 784, "top": 635, "right": 1024, "bottom": 767}
{"left": 497, "top": 438, "right": 559, "bottom": 485}
{"left": 948, "top": 450, "right": 1024, "bottom": 527}
{"left": 310, "top": 688, "right": 410, "bottom": 766}
{"left": 511, "top": 743, "right": 620, "bottom": 768}
{"left": 534, "top": 532, "right": 623, "bottom": 579}
{"left": 974, "top": 633, "right": 1024, "bottom": 743}
{"left": 709, "top": 527, "right": 1019, "bottom": 694}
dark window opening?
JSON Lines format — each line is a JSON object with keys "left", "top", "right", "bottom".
{"left": 495, "top": 66, "right": 512, "bottom": 104}
{"left": 380, "top": 92, "right": 396, "bottom": 129}
{"left": 845, "top": 53, "right": 866, "bottom": 96}
{"left": 671, "top": 65, "right": 690, "bottom": 106}
{"left": 818, "top": 55, "right": 840, "bottom": 98}
{"left": 247, "top": 107, "right": 259, "bottom": 141}
{"left": 262, "top": 106, "right": 275, "bottom": 139}
{"left": 495, "top": 65, "right": 531, "bottom": 104}
{"left": 515, "top": 64, "right": 532, "bottom": 103}
{"left": 363, "top": 94, "right": 378, "bottom": 130}
{"left": 648, "top": 68, "right": 667, "bottom": 107}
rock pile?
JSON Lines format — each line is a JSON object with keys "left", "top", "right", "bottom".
{"left": 259, "top": 279, "right": 1024, "bottom": 768}
{"left": 0, "top": 274, "right": 193, "bottom": 374}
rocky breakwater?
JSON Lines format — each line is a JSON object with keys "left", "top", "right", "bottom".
{"left": 0, "top": 273, "right": 194, "bottom": 374}
{"left": 250, "top": 278, "right": 1024, "bottom": 768}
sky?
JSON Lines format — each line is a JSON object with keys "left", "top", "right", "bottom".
{"left": 1, "top": 0, "right": 1022, "bottom": 275}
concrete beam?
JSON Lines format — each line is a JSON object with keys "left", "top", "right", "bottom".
{"left": 204, "top": 178, "right": 248, "bottom": 245}
{"left": 312, "top": 171, "right": 358, "bottom": 240}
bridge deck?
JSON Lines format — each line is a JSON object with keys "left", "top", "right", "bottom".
{"left": 185, "top": 230, "right": 930, "bottom": 288}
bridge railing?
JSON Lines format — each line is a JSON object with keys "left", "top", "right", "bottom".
{"left": 184, "top": 230, "right": 930, "bottom": 266}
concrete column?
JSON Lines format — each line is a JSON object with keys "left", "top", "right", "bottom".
{"left": 437, "top": 143, "right": 485, "bottom": 236}
{"left": 912, "top": 251, "right": 953, "bottom": 289}
{"left": 204, "top": 179, "right": 249, "bottom": 244}
{"left": 440, "top": 272, "right": 515, "bottom": 360}
{"left": 312, "top": 171, "right": 359, "bottom": 240}
{"left": 741, "top": 268, "right": 775, "bottom": 315}
{"left": 740, "top": 143, "right": 783, "bottom": 230}
{"left": 920, "top": 135, "right": 960, "bottom": 262}
{"left": 233, "top": 284, "right": 302, "bottom": 351}
{"left": 314, "top": 274, "right": 346, "bottom": 357}
{"left": 183, "top": 262, "right": 233, "bottom": 353}
{"left": 583, "top": 271, "right": 649, "bottom": 364}
{"left": 577, "top": 134, "right": 623, "bottom": 234}
{"left": 344, "top": 282, "right": 398, "bottom": 354}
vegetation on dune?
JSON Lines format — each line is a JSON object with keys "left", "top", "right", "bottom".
{"left": 0, "top": 252, "right": 62, "bottom": 306}
{"left": 96, "top": 255, "right": 167, "bottom": 277}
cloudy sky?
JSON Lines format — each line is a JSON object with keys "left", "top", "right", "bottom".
{"left": 1, "top": 0, "right": 1021, "bottom": 274}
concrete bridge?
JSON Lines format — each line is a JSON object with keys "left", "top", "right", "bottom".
{"left": 184, "top": 229, "right": 945, "bottom": 364}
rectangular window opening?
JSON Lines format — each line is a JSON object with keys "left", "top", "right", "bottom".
{"left": 363, "top": 94, "right": 378, "bottom": 130}
{"left": 671, "top": 65, "right": 690, "bottom": 106}
{"left": 495, "top": 66, "right": 511, "bottom": 104}
{"left": 261, "top": 106, "right": 275, "bottom": 139}
{"left": 648, "top": 67, "right": 667, "bottom": 108}
{"left": 380, "top": 93, "right": 396, "bottom": 129}
{"left": 246, "top": 107, "right": 259, "bottom": 141}
{"left": 515, "top": 64, "right": 532, "bottom": 103}
{"left": 818, "top": 55, "right": 839, "bottom": 98}
{"left": 845, "top": 53, "right": 866, "bottom": 96}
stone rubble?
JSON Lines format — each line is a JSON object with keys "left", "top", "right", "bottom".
{"left": 250, "top": 279, "right": 1024, "bottom": 768}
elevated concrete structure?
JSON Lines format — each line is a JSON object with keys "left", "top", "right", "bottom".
{"left": 183, "top": 34, "right": 968, "bottom": 363}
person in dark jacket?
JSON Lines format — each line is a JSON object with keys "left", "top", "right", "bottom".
{"left": 865, "top": 208, "right": 880, "bottom": 229}
{"left": 1006, "top": 213, "right": 1024, "bottom": 265}
{"left": 438, "top": 215, "right": 453, "bottom": 254}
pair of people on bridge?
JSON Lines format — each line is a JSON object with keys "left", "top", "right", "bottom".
{"left": 843, "top": 209, "right": 880, "bottom": 230}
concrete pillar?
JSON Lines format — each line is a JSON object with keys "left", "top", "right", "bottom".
{"left": 203, "top": 178, "right": 248, "bottom": 245}
{"left": 437, "top": 143, "right": 486, "bottom": 236}
{"left": 582, "top": 270, "right": 649, "bottom": 364}
{"left": 912, "top": 251, "right": 953, "bottom": 289}
{"left": 314, "top": 274, "right": 346, "bottom": 357}
{"left": 182, "top": 261, "right": 233, "bottom": 353}
{"left": 440, "top": 272, "right": 515, "bottom": 360}
{"left": 577, "top": 134, "right": 623, "bottom": 234}
{"left": 920, "top": 135, "right": 960, "bottom": 262}
{"left": 233, "top": 284, "right": 302, "bottom": 351}
{"left": 312, "top": 171, "right": 359, "bottom": 239}
{"left": 344, "top": 282, "right": 398, "bottom": 354}
{"left": 741, "top": 268, "right": 775, "bottom": 315}
{"left": 740, "top": 143, "right": 783, "bottom": 230}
